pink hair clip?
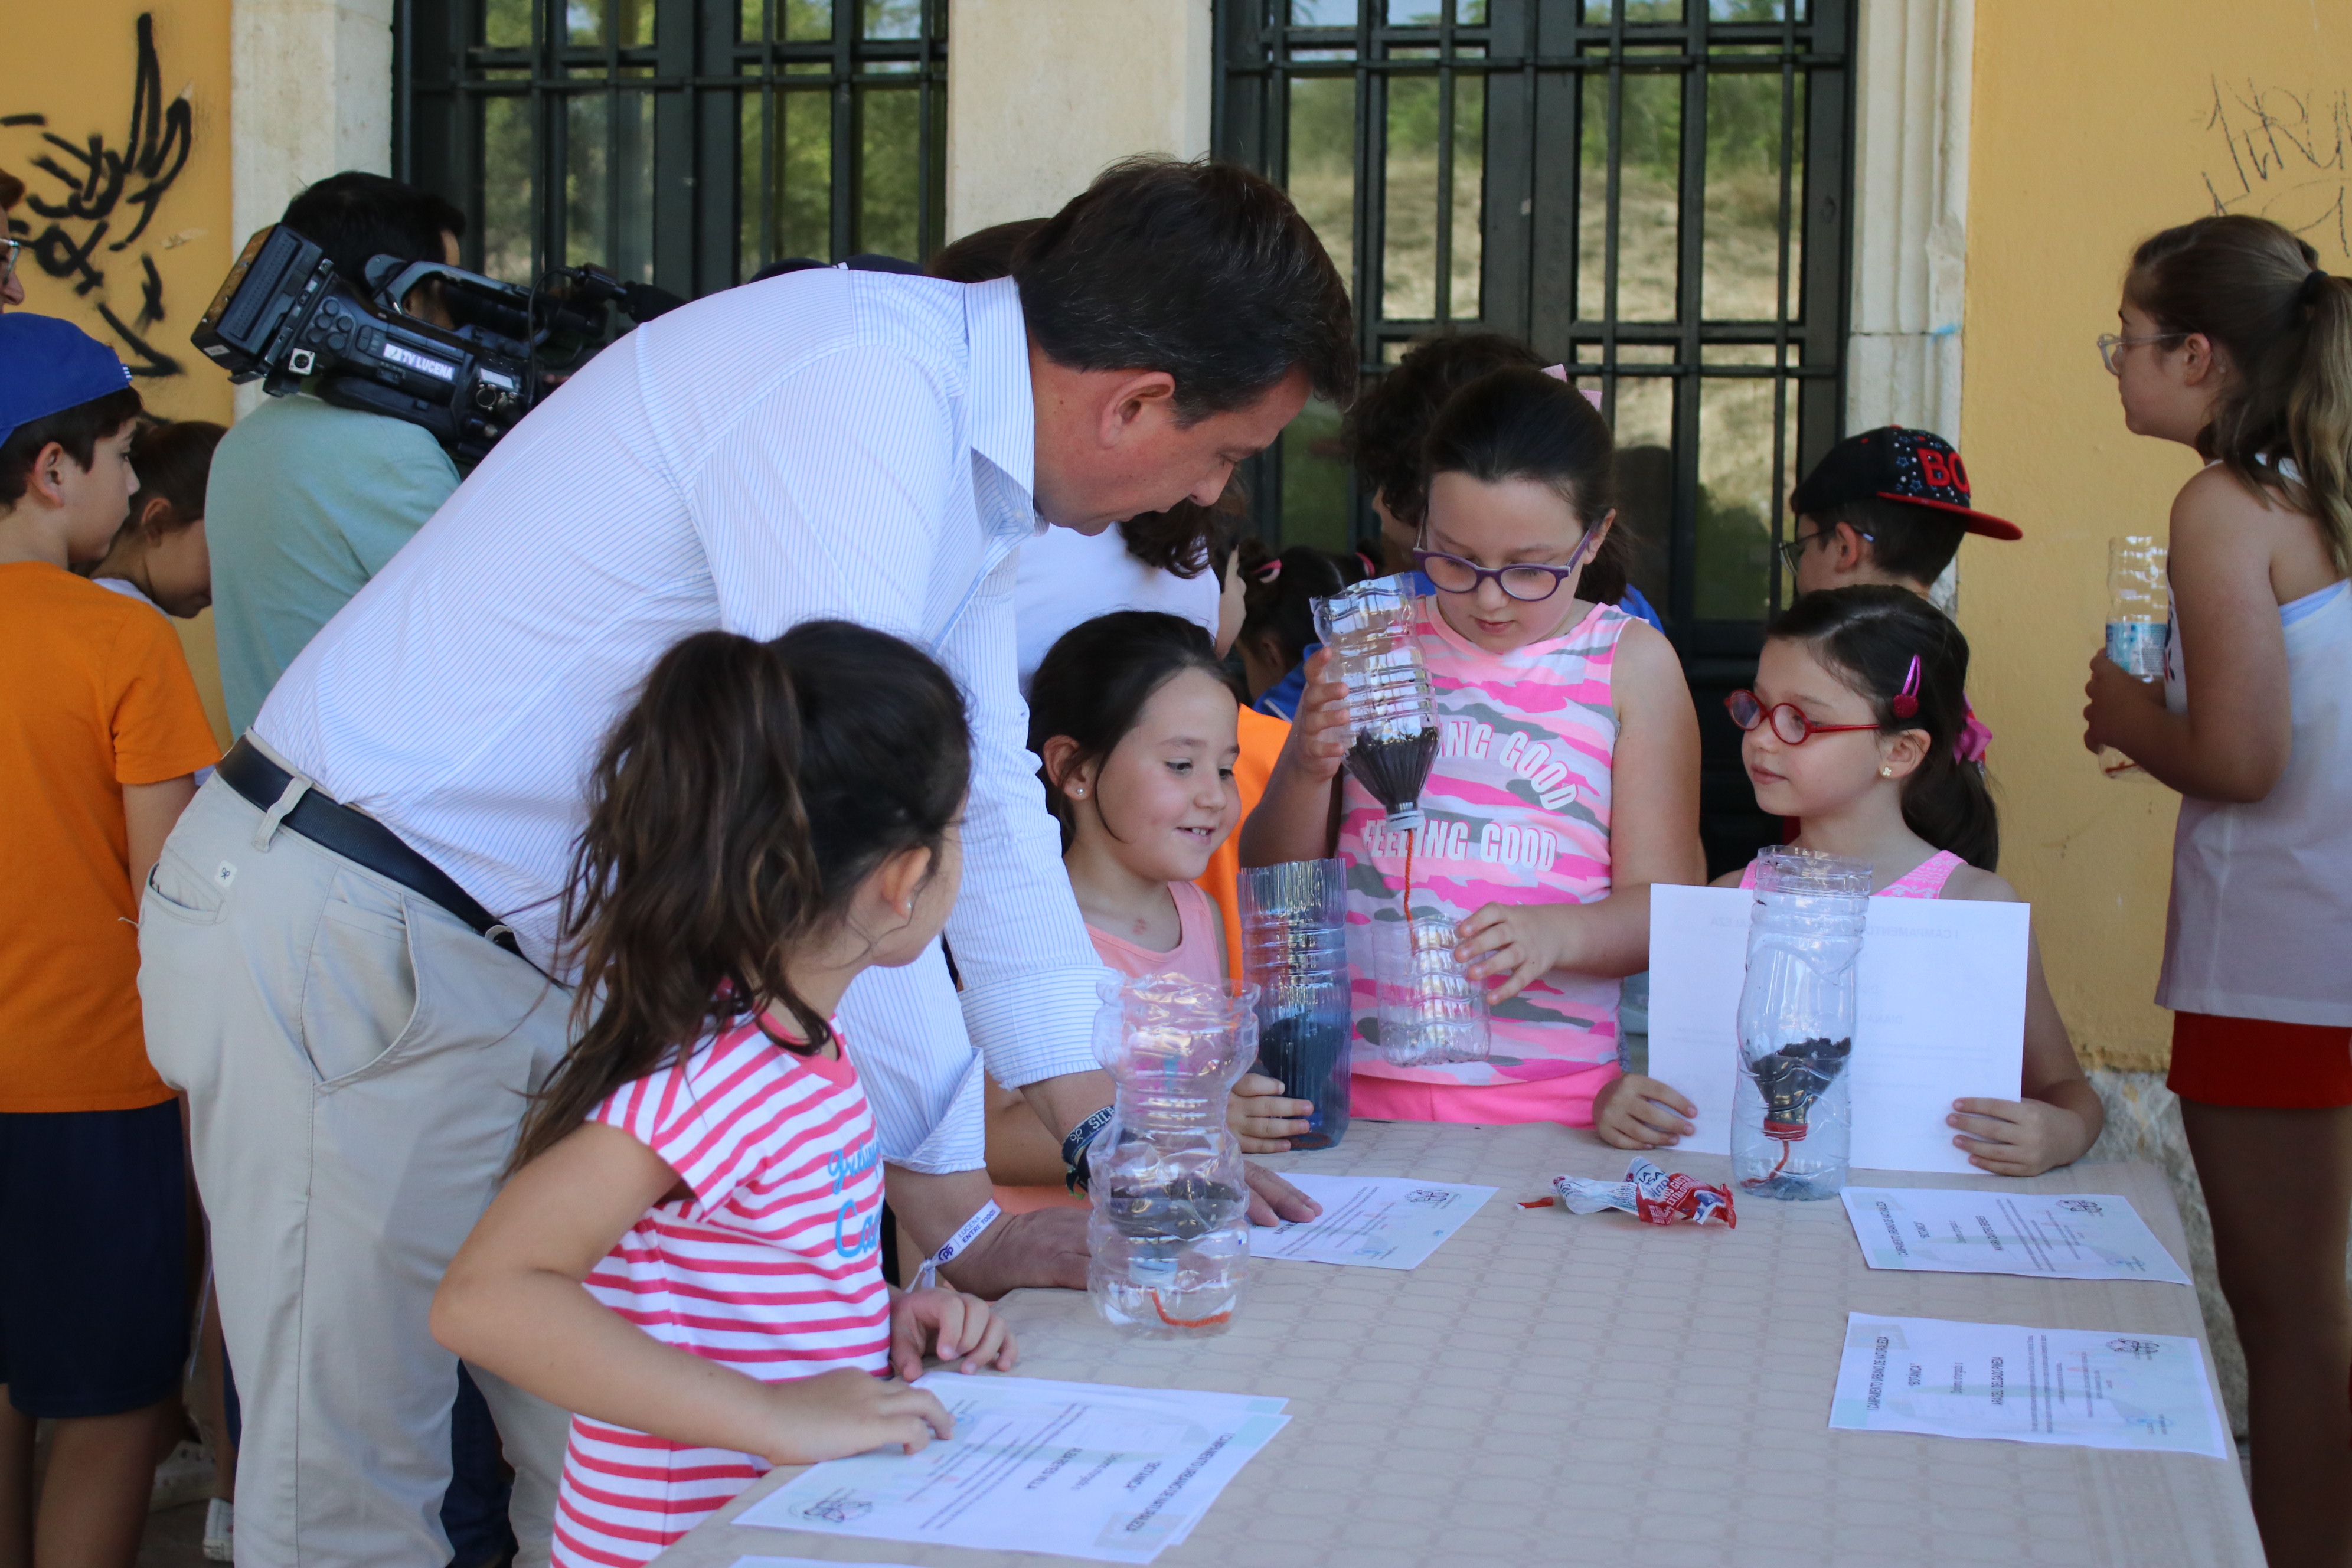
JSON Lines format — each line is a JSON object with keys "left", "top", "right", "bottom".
{"left": 1890, "top": 655, "right": 1922, "bottom": 719}
{"left": 1541, "top": 364, "right": 1606, "bottom": 411}
{"left": 1251, "top": 558, "right": 1283, "bottom": 584}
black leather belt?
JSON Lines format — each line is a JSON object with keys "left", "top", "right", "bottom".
{"left": 217, "top": 737, "right": 525, "bottom": 959}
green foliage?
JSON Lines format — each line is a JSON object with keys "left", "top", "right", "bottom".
{"left": 1694, "top": 483, "right": 1772, "bottom": 620}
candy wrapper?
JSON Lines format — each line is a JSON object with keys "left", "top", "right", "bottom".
{"left": 1549, "top": 1158, "right": 1737, "bottom": 1228}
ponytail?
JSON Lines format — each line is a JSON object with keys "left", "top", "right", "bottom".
{"left": 1769, "top": 586, "right": 1998, "bottom": 871}
{"left": 514, "top": 623, "right": 971, "bottom": 1167}
{"left": 2128, "top": 214, "right": 2352, "bottom": 571}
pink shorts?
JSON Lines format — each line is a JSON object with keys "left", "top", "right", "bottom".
{"left": 1348, "top": 1063, "right": 1618, "bottom": 1128}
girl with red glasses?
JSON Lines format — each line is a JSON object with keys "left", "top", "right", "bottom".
{"left": 1592, "top": 586, "right": 2103, "bottom": 1179}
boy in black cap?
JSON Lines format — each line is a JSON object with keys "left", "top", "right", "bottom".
{"left": 0, "top": 313, "right": 218, "bottom": 1559}
{"left": 1782, "top": 426, "right": 2021, "bottom": 598}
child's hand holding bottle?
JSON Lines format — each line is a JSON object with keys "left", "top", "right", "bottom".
{"left": 1229, "top": 1072, "right": 1314, "bottom": 1153}
{"left": 1285, "top": 649, "right": 1354, "bottom": 782}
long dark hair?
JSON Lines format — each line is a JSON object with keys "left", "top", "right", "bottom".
{"left": 1236, "top": 540, "right": 1350, "bottom": 678}
{"left": 2128, "top": 214, "right": 2352, "bottom": 570}
{"left": 1344, "top": 331, "right": 1544, "bottom": 531}
{"left": 1769, "top": 586, "right": 1997, "bottom": 870}
{"left": 1422, "top": 365, "right": 1629, "bottom": 605}
{"left": 1028, "top": 611, "right": 1231, "bottom": 852}
{"left": 515, "top": 623, "right": 971, "bottom": 1167}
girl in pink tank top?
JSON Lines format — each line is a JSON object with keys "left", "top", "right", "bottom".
{"left": 1600, "top": 587, "right": 2103, "bottom": 1177}
{"left": 1242, "top": 368, "right": 1705, "bottom": 1129}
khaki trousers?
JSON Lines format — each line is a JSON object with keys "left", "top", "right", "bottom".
{"left": 139, "top": 775, "right": 573, "bottom": 1567}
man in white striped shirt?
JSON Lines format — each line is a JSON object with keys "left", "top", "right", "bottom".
{"left": 138, "top": 157, "right": 1354, "bottom": 1568}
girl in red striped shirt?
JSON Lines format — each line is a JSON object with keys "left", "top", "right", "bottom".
{"left": 434, "top": 622, "right": 1016, "bottom": 1567}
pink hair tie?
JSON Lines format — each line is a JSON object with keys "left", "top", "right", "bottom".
{"left": 1251, "top": 558, "right": 1283, "bottom": 584}
{"left": 1954, "top": 704, "right": 1992, "bottom": 765}
{"left": 1890, "top": 655, "right": 1922, "bottom": 719}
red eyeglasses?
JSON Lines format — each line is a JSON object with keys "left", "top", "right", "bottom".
{"left": 1724, "top": 690, "right": 1883, "bottom": 745}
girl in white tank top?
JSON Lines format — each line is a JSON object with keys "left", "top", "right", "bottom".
{"left": 2083, "top": 214, "right": 2352, "bottom": 1560}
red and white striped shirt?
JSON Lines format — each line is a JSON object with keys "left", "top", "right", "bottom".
{"left": 551, "top": 1016, "right": 890, "bottom": 1567}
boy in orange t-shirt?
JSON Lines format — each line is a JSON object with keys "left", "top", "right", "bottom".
{"left": 0, "top": 315, "right": 218, "bottom": 1559}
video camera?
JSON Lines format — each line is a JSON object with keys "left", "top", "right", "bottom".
{"left": 192, "top": 224, "right": 683, "bottom": 465}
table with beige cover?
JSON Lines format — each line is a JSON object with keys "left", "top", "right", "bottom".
{"left": 652, "top": 1119, "right": 2259, "bottom": 1568}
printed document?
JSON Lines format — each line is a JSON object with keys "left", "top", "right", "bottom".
{"left": 1647, "top": 884, "right": 2028, "bottom": 1174}
{"left": 737, "top": 1374, "right": 1289, "bottom": 1563}
{"left": 1842, "top": 1187, "right": 2191, "bottom": 1284}
{"left": 1247, "top": 1173, "right": 1497, "bottom": 1269}
{"left": 1830, "top": 1313, "right": 2229, "bottom": 1458}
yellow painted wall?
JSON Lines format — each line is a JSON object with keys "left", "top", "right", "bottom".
{"left": 1964, "top": 1, "right": 2352, "bottom": 1071}
{"left": 2, "top": 0, "right": 237, "bottom": 746}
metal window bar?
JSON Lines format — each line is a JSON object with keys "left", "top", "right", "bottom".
{"left": 396, "top": 0, "right": 948, "bottom": 303}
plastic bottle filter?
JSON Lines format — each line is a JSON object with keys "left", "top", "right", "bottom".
{"left": 1731, "top": 849, "right": 1870, "bottom": 1201}
{"left": 1373, "top": 914, "right": 1492, "bottom": 1069}
{"left": 2102, "top": 535, "right": 2170, "bottom": 780}
{"left": 1237, "top": 858, "right": 1352, "bottom": 1150}
{"left": 1086, "top": 972, "right": 1258, "bottom": 1337}
{"left": 1312, "top": 574, "right": 1439, "bottom": 829}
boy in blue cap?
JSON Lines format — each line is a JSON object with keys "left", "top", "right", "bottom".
{"left": 0, "top": 314, "right": 218, "bottom": 1564}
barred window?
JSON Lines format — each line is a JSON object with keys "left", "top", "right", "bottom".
{"left": 397, "top": 0, "right": 947, "bottom": 297}
{"left": 1217, "top": 0, "right": 1856, "bottom": 867}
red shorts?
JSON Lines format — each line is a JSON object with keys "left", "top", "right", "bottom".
{"left": 2167, "top": 1011, "right": 2352, "bottom": 1109}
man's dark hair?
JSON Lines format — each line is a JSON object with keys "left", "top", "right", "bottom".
{"left": 282, "top": 171, "right": 468, "bottom": 289}
{"left": 1014, "top": 158, "right": 1356, "bottom": 422}
{"left": 1805, "top": 495, "right": 1968, "bottom": 590}
{"left": 0, "top": 387, "right": 145, "bottom": 507}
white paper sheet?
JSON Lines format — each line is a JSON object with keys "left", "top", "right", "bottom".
{"left": 1645, "top": 883, "right": 2028, "bottom": 1174}
{"left": 1830, "top": 1313, "right": 2230, "bottom": 1458}
{"left": 736, "top": 1374, "right": 1290, "bottom": 1564}
{"left": 731, "top": 1559, "right": 923, "bottom": 1568}
{"left": 1842, "top": 1187, "right": 2192, "bottom": 1284}
{"left": 1247, "top": 1173, "right": 1497, "bottom": 1269}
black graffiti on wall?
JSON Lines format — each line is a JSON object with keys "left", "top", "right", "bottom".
{"left": 2201, "top": 79, "right": 2352, "bottom": 259}
{"left": 2, "top": 12, "right": 191, "bottom": 375}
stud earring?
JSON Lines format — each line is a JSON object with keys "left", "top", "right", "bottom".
{"left": 1880, "top": 765, "right": 1893, "bottom": 778}
{"left": 1072, "top": 786, "right": 1086, "bottom": 797}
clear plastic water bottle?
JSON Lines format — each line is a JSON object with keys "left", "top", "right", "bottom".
{"left": 2102, "top": 535, "right": 2170, "bottom": 780}
{"left": 1312, "top": 574, "right": 1439, "bottom": 829}
{"left": 1087, "top": 973, "right": 1257, "bottom": 1337}
{"left": 1732, "top": 849, "right": 1870, "bottom": 1201}
{"left": 1238, "top": 858, "right": 1351, "bottom": 1150}
{"left": 1373, "top": 914, "right": 1492, "bottom": 1068}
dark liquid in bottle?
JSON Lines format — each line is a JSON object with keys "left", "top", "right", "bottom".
{"left": 1746, "top": 1035, "right": 1853, "bottom": 1136}
{"left": 1100, "top": 1178, "right": 1247, "bottom": 1243}
{"left": 1345, "top": 728, "right": 1439, "bottom": 819}
{"left": 1255, "top": 1014, "right": 1351, "bottom": 1151}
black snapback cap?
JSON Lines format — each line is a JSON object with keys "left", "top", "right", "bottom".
{"left": 1789, "top": 426, "right": 2021, "bottom": 541}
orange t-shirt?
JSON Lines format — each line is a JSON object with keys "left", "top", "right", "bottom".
{"left": 1195, "top": 704, "right": 1291, "bottom": 980}
{"left": 0, "top": 562, "right": 220, "bottom": 1112}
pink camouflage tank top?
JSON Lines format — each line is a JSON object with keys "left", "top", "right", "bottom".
{"left": 1340, "top": 597, "right": 1633, "bottom": 1089}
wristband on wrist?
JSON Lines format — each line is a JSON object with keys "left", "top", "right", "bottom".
{"left": 1060, "top": 1105, "right": 1115, "bottom": 1195}
{"left": 911, "top": 1199, "right": 1001, "bottom": 1292}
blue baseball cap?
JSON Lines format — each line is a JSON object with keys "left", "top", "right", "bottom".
{"left": 0, "top": 313, "right": 135, "bottom": 449}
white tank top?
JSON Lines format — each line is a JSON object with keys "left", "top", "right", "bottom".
{"left": 2158, "top": 571, "right": 2352, "bottom": 1025}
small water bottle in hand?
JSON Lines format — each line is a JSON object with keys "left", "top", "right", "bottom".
{"left": 2102, "top": 535, "right": 2168, "bottom": 779}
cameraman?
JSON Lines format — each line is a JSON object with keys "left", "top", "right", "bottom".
{"left": 205, "top": 171, "right": 468, "bottom": 736}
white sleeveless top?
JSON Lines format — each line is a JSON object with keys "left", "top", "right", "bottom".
{"left": 2158, "top": 571, "right": 2352, "bottom": 1025}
